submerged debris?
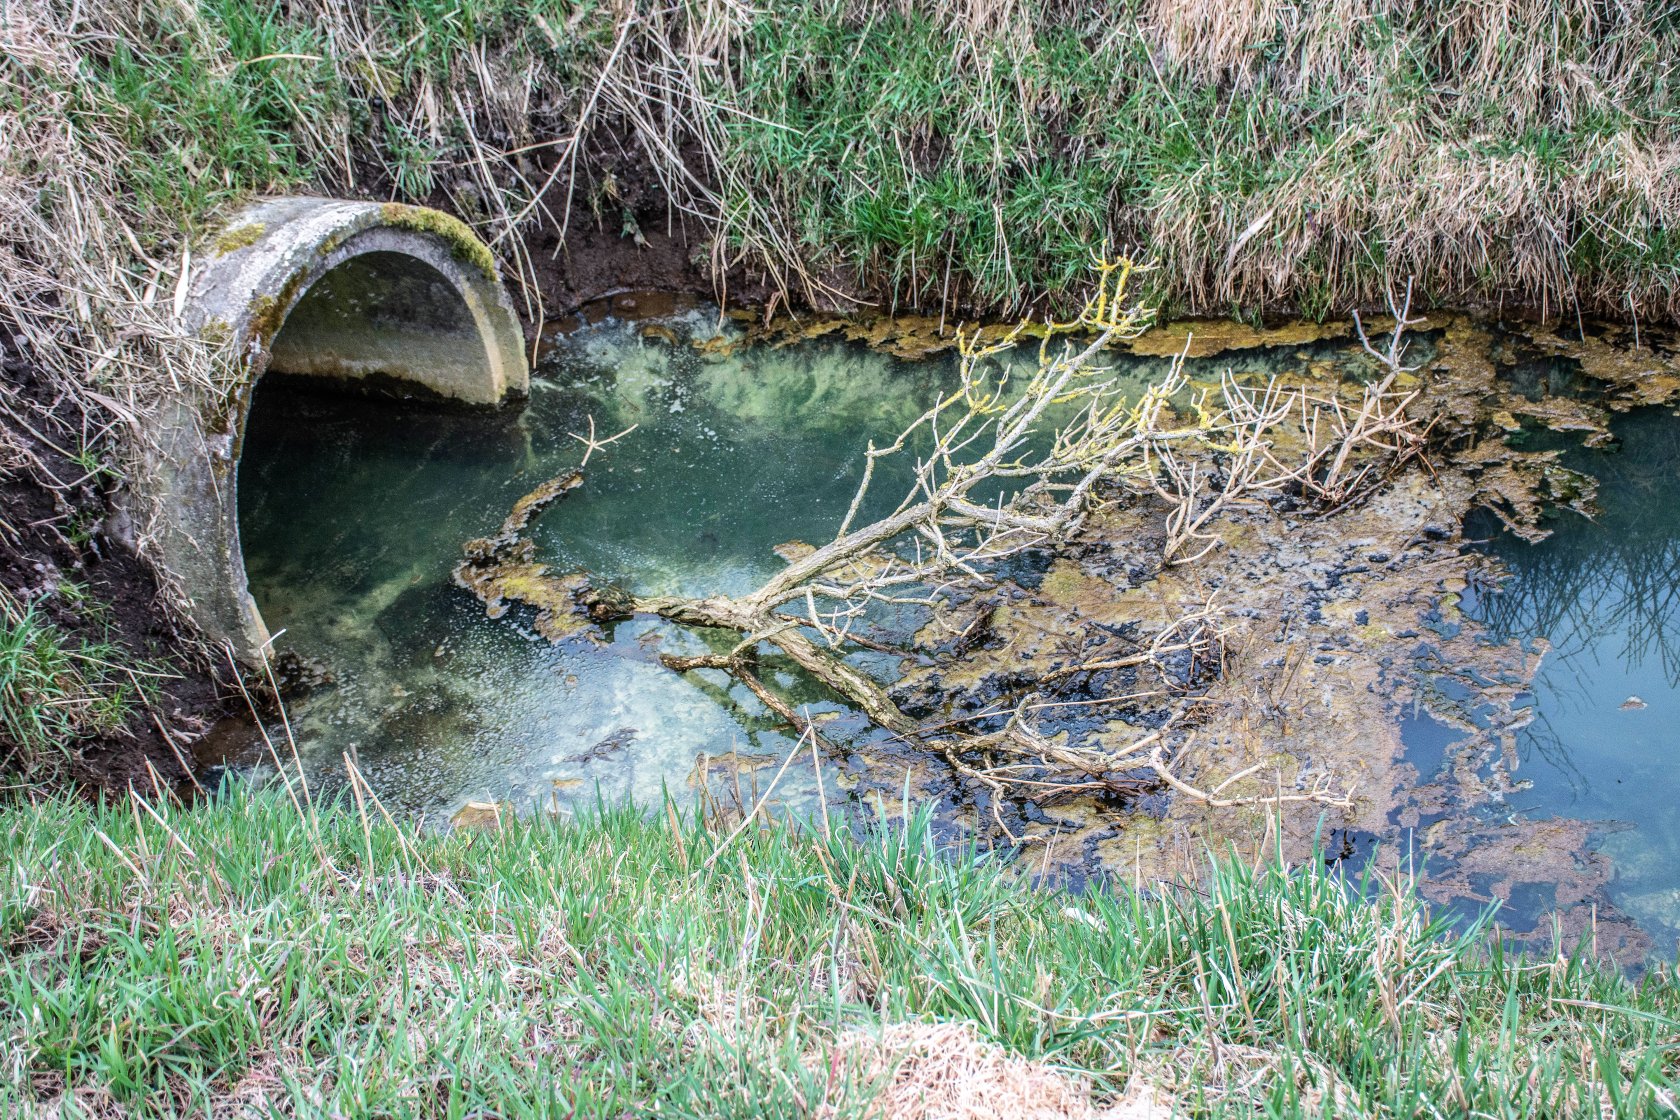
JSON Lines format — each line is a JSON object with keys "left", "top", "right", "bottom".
{"left": 566, "top": 727, "right": 640, "bottom": 765}
{"left": 1530, "top": 323, "right": 1680, "bottom": 412}
{"left": 709, "top": 308, "right": 1364, "bottom": 365}
{"left": 1123, "top": 316, "right": 1357, "bottom": 358}
{"left": 459, "top": 271, "right": 1439, "bottom": 819}
{"left": 450, "top": 800, "right": 507, "bottom": 831}
{"left": 1456, "top": 439, "right": 1599, "bottom": 543}
{"left": 452, "top": 471, "right": 597, "bottom": 642}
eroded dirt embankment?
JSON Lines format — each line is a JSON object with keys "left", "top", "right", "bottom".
{"left": 0, "top": 326, "right": 234, "bottom": 789}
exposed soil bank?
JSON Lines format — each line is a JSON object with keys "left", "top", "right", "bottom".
{"left": 19, "top": 1, "right": 1679, "bottom": 335}
{"left": 485, "top": 142, "right": 781, "bottom": 337}
{"left": 0, "top": 328, "right": 237, "bottom": 791}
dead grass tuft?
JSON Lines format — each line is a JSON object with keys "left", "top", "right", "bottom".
{"left": 818, "top": 1021, "right": 1173, "bottom": 1120}
{"left": 0, "top": 0, "right": 227, "bottom": 630}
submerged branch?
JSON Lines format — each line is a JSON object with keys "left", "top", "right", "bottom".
{"left": 457, "top": 264, "right": 1433, "bottom": 817}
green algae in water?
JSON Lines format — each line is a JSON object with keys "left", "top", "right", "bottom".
{"left": 236, "top": 310, "right": 1205, "bottom": 826}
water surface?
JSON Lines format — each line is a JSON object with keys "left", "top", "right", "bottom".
{"left": 240, "top": 312, "right": 961, "bottom": 818}
{"left": 1465, "top": 409, "right": 1680, "bottom": 953}
{"left": 236, "top": 308, "right": 1680, "bottom": 957}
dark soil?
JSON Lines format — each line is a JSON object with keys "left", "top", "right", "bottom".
{"left": 0, "top": 325, "right": 239, "bottom": 793}
{"left": 429, "top": 133, "right": 783, "bottom": 337}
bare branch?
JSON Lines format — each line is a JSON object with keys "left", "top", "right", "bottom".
{"left": 460, "top": 259, "right": 1432, "bottom": 820}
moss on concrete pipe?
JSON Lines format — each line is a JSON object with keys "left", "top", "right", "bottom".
{"left": 142, "top": 196, "right": 529, "bottom": 664}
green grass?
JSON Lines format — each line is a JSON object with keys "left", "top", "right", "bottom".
{"left": 10, "top": 1, "right": 1679, "bottom": 318}
{"left": 0, "top": 594, "right": 134, "bottom": 771}
{"left": 1, "top": 790, "right": 1676, "bottom": 1117}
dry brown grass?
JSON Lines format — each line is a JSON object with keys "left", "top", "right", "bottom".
{"left": 1136, "top": 0, "right": 1679, "bottom": 319}
{"left": 0, "top": 1, "right": 225, "bottom": 625}
{"left": 819, "top": 1021, "right": 1175, "bottom": 1120}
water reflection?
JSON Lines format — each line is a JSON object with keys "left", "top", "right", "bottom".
{"left": 1467, "top": 409, "right": 1680, "bottom": 949}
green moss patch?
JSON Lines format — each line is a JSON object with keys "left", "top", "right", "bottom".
{"left": 212, "top": 221, "right": 265, "bottom": 255}
{"left": 379, "top": 202, "right": 498, "bottom": 278}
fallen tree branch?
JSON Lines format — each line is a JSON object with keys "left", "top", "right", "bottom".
{"left": 458, "top": 264, "right": 1431, "bottom": 816}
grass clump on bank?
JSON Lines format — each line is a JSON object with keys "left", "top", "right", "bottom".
{"left": 0, "top": 591, "right": 135, "bottom": 773}
{"left": 2, "top": 790, "right": 1677, "bottom": 1118}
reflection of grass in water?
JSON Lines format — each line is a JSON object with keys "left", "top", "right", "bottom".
{"left": 1473, "top": 412, "right": 1680, "bottom": 685}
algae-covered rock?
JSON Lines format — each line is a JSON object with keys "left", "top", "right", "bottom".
{"left": 453, "top": 472, "right": 597, "bottom": 641}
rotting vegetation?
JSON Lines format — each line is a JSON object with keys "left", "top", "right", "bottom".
{"left": 0, "top": 4, "right": 1676, "bottom": 1111}
{"left": 2, "top": 788, "right": 1678, "bottom": 1118}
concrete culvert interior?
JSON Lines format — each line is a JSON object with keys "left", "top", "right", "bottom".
{"left": 269, "top": 251, "right": 484, "bottom": 392}
{"left": 268, "top": 250, "right": 510, "bottom": 402}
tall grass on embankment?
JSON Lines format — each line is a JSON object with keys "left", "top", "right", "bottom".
{"left": 6, "top": 1, "right": 1680, "bottom": 326}
{"left": 1, "top": 790, "right": 1676, "bottom": 1117}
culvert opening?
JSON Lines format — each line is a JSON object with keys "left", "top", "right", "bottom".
{"left": 228, "top": 248, "right": 523, "bottom": 657}
{"left": 269, "top": 251, "right": 489, "bottom": 398}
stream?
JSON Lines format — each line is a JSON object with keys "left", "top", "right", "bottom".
{"left": 230, "top": 304, "right": 1680, "bottom": 962}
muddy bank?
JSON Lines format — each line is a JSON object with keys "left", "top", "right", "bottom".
{"left": 0, "top": 327, "right": 237, "bottom": 791}
{"left": 433, "top": 132, "right": 1613, "bottom": 352}
{"left": 435, "top": 138, "right": 771, "bottom": 337}
{"left": 451, "top": 121, "right": 1677, "bottom": 334}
